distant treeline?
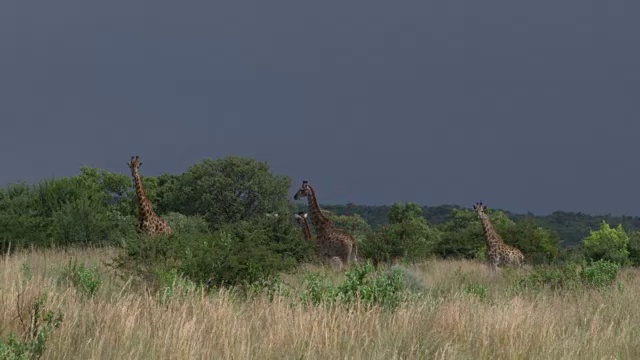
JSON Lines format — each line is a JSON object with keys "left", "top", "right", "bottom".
{"left": 299, "top": 203, "right": 640, "bottom": 248}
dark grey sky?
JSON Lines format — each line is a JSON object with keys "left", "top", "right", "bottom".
{"left": 2, "top": 0, "right": 639, "bottom": 215}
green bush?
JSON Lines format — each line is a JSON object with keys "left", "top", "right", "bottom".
{"left": 463, "top": 283, "right": 488, "bottom": 300}
{"left": 501, "top": 218, "right": 562, "bottom": 264}
{"left": 298, "top": 262, "right": 406, "bottom": 310}
{"left": 435, "top": 208, "right": 560, "bottom": 265}
{"left": 299, "top": 272, "right": 336, "bottom": 306}
{"left": 0, "top": 293, "right": 63, "bottom": 360}
{"left": 0, "top": 183, "right": 50, "bottom": 251}
{"left": 161, "top": 157, "right": 294, "bottom": 229}
{"left": 156, "top": 268, "right": 199, "bottom": 304}
{"left": 162, "top": 213, "right": 210, "bottom": 235}
{"left": 62, "top": 259, "right": 102, "bottom": 297}
{"left": 627, "top": 231, "right": 640, "bottom": 267}
{"left": 516, "top": 263, "right": 581, "bottom": 291}
{"left": 516, "top": 260, "right": 620, "bottom": 292}
{"left": 115, "top": 215, "right": 314, "bottom": 289}
{"left": 0, "top": 167, "right": 134, "bottom": 250}
{"left": 582, "top": 221, "right": 629, "bottom": 266}
{"left": 435, "top": 208, "right": 513, "bottom": 259}
{"left": 360, "top": 203, "right": 440, "bottom": 264}
{"left": 581, "top": 260, "right": 619, "bottom": 288}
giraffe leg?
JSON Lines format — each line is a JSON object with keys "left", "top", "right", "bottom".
{"left": 345, "top": 242, "right": 353, "bottom": 268}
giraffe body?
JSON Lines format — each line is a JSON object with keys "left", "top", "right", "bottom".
{"left": 295, "top": 211, "right": 347, "bottom": 270}
{"left": 473, "top": 202, "right": 524, "bottom": 270}
{"left": 294, "top": 181, "right": 354, "bottom": 269}
{"left": 128, "top": 156, "right": 172, "bottom": 236}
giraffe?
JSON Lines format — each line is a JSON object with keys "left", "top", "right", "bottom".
{"left": 293, "top": 180, "right": 355, "bottom": 270}
{"left": 295, "top": 211, "right": 345, "bottom": 269}
{"left": 127, "top": 156, "right": 172, "bottom": 236}
{"left": 473, "top": 202, "right": 524, "bottom": 270}
{"left": 294, "top": 212, "right": 314, "bottom": 242}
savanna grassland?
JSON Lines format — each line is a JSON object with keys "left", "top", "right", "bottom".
{"left": 2, "top": 246, "right": 639, "bottom": 360}
{"left": 2, "top": 157, "right": 640, "bottom": 359}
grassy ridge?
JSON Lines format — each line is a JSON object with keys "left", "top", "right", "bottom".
{"left": 2, "top": 247, "right": 640, "bottom": 359}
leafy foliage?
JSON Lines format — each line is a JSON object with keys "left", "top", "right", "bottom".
{"left": 298, "top": 262, "right": 406, "bottom": 310}
{"left": 627, "top": 231, "right": 640, "bottom": 266}
{"left": 434, "top": 208, "right": 562, "bottom": 264}
{"left": 0, "top": 293, "right": 63, "bottom": 360}
{"left": 3, "top": 154, "right": 640, "bottom": 294}
{"left": 116, "top": 215, "right": 314, "bottom": 289}
{"left": 580, "top": 260, "right": 620, "bottom": 288}
{"left": 61, "top": 259, "right": 103, "bottom": 297}
{"left": 360, "top": 203, "right": 441, "bottom": 264}
{"left": 582, "top": 222, "right": 630, "bottom": 265}
{"left": 0, "top": 167, "right": 134, "bottom": 251}
{"left": 161, "top": 157, "right": 293, "bottom": 229}
{"left": 435, "top": 208, "right": 513, "bottom": 259}
{"left": 302, "top": 204, "right": 640, "bottom": 250}
{"left": 516, "top": 263, "right": 581, "bottom": 291}
{"left": 501, "top": 218, "right": 562, "bottom": 264}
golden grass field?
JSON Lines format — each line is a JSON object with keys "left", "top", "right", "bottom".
{"left": 2, "top": 247, "right": 640, "bottom": 359}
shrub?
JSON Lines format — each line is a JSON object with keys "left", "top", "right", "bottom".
{"left": 61, "top": 259, "right": 102, "bottom": 297}
{"left": 299, "top": 272, "right": 336, "bottom": 306}
{"left": 0, "top": 293, "right": 63, "bottom": 360}
{"left": 298, "top": 262, "right": 406, "bottom": 310}
{"left": 516, "top": 260, "right": 620, "bottom": 292}
{"left": 581, "top": 260, "right": 619, "bottom": 288}
{"left": 435, "top": 208, "right": 513, "bottom": 259}
{"left": 360, "top": 203, "right": 440, "bottom": 264}
{"left": 163, "top": 157, "right": 294, "bottom": 229}
{"left": 0, "top": 167, "right": 135, "bottom": 250}
{"left": 582, "top": 221, "right": 629, "bottom": 266}
{"left": 516, "top": 263, "right": 581, "bottom": 291}
{"left": 115, "top": 215, "right": 314, "bottom": 289}
{"left": 627, "top": 231, "right": 640, "bottom": 267}
{"left": 162, "top": 213, "right": 210, "bottom": 235}
{"left": 156, "top": 268, "right": 199, "bottom": 304}
{"left": 463, "top": 283, "right": 488, "bottom": 300}
{"left": 501, "top": 218, "right": 562, "bottom": 264}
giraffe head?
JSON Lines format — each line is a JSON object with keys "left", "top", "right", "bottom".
{"left": 127, "top": 155, "right": 143, "bottom": 173}
{"left": 294, "top": 212, "right": 308, "bottom": 224}
{"left": 473, "top": 202, "right": 487, "bottom": 215}
{"left": 293, "top": 180, "right": 311, "bottom": 200}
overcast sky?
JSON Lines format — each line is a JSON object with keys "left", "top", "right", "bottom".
{"left": 2, "top": 0, "right": 639, "bottom": 215}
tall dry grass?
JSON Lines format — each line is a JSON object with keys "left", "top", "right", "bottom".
{"left": 2, "top": 247, "right": 640, "bottom": 359}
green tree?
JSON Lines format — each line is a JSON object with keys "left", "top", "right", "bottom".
{"left": 501, "top": 218, "right": 562, "bottom": 264}
{"left": 170, "top": 157, "right": 293, "bottom": 228}
{"left": 0, "top": 167, "right": 135, "bottom": 251}
{"left": 361, "top": 203, "right": 440, "bottom": 264}
{"left": 0, "top": 183, "right": 48, "bottom": 251}
{"left": 435, "top": 208, "right": 513, "bottom": 259}
{"left": 582, "top": 221, "right": 629, "bottom": 265}
{"left": 628, "top": 231, "right": 640, "bottom": 267}
{"left": 118, "top": 214, "right": 313, "bottom": 288}
{"left": 153, "top": 173, "right": 182, "bottom": 214}
{"left": 388, "top": 203, "right": 424, "bottom": 224}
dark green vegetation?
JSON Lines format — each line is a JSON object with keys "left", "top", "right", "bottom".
{"left": 316, "top": 204, "right": 640, "bottom": 248}
{"left": 1, "top": 155, "right": 640, "bottom": 290}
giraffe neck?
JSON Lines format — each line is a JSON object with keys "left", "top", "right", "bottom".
{"left": 305, "top": 185, "right": 333, "bottom": 236}
{"left": 132, "top": 170, "right": 154, "bottom": 219}
{"left": 301, "top": 218, "right": 313, "bottom": 241}
{"left": 478, "top": 212, "right": 504, "bottom": 249}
